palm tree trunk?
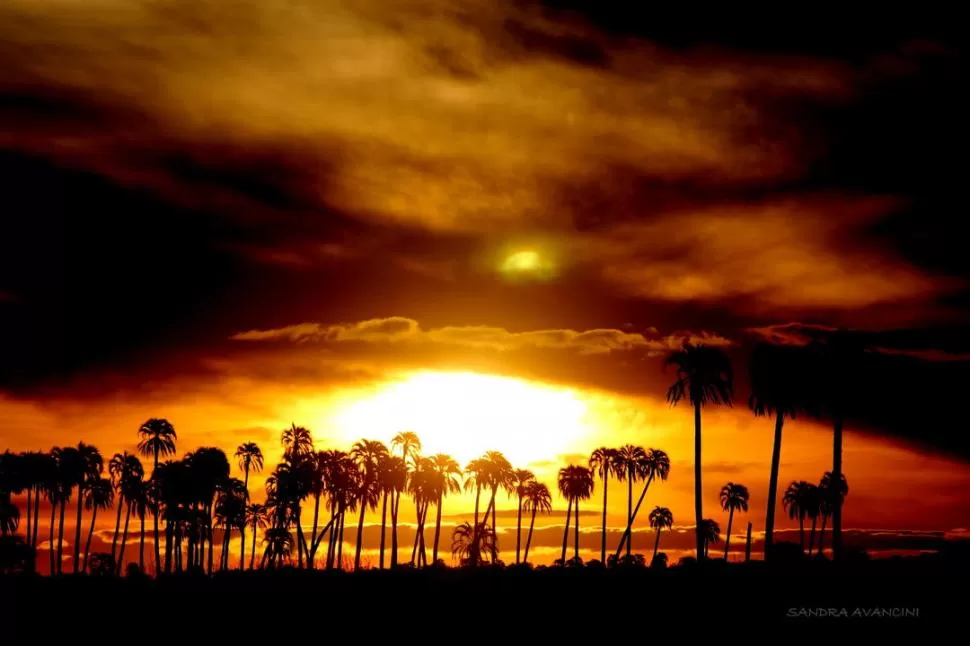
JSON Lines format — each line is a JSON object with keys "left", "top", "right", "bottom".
{"left": 207, "top": 508, "right": 215, "bottom": 576}
{"left": 32, "top": 488, "right": 42, "bottom": 550}
{"left": 83, "top": 506, "right": 99, "bottom": 573}
{"left": 573, "top": 498, "right": 580, "bottom": 560}
{"left": 818, "top": 513, "right": 829, "bottom": 556}
{"left": 693, "top": 400, "right": 704, "bottom": 560}
{"left": 763, "top": 414, "right": 784, "bottom": 560}
{"left": 379, "top": 491, "right": 388, "bottom": 569}
{"left": 296, "top": 505, "right": 305, "bottom": 569}
{"left": 798, "top": 517, "right": 805, "bottom": 552}
{"left": 354, "top": 499, "right": 367, "bottom": 571}
{"left": 164, "top": 520, "right": 173, "bottom": 574}
{"left": 249, "top": 521, "right": 258, "bottom": 569}
{"left": 745, "top": 522, "right": 752, "bottom": 562}
{"left": 626, "top": 469, "right": 633, "bottom": 559}
{"left": 470, "top": 484, "right": 481, "bottom": 566}
{"left": 337, "top": 511, "right": 345, "bottom": 570}
{"left": 152, "top": 451, "right": 161, "bottom": 575}
{"left": 139, "top": 513, "right": 146, "bottom": 572}
{"left": 516, "top": 494, "right": 524, "bottom": 564}
{"left": 433, "top": 494, "right": 444, "bottom": 564}
{"left": 524, "top": 506, "right": 538, "bottom": 563}
{"left": 808, "top": 516, "right": 818, "bottom": 557}
{"left": 411, "top": 501, "right": 421, "bottom": 565}
{"left": 831, "top": 416, "right": 844, "bottom": 560}
{"left": 724, "top": 508, "right": 734, "bottom": 560}
{"left": 560, "top": 498, "right": 572, "bottom": 564}
{"left": 613, "top": 474, "right": 655, "bottom": 559}
{"left": 118, "top": 503, "right": 131, "bottom": 574}
{"left": 390, "top": 492, "right": 400, "bottom": 568}
{"left": 56, "top": 498, "right": 66, "bottom": 575}
{"left": 310, "top": 493, "right": 321, "bottom": 569}
{"left": 240, "top": 467, "right": 249, "bottom": 571}
{"left": 599, "top": 475, "right": 608, "bottom": 564}
{"left": 48, "top": 501, "right": 56, "bottom": 574}
{"left": 653, "top": 527, "right": 662, "bottom": 560}
{"left": 24, "top": 489, "right": 31, "bottom": 553}
{"left": 73, "top": 488, "right": 84, "bottom": 573}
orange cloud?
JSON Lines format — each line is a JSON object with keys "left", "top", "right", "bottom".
{"left": 231, "top": 317, "right": 734, "bottom": 355}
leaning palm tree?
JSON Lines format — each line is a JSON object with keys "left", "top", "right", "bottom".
{"left": 350, "top": 439, "right": 389, "bottom": 570}
{"left": 512, "top": 468, "right": 536, "bottom": 564}
{"left": 588, "top": 447, "right": 619, "bottom": 564}
{"left": 234, "top": 442, "right": 263, "bottom": 569}
{"left": 71, "top": 443, "right": 103, "bottom": 573}
{"left": 648, "top": 506, "right": 673, "bottom": 561}
{"left": 614, "top": 445, "right": 646, "bottom": 559}
{"left": 666, "top": 343, "right": 733, "bottom": 559}
{"left": 429, "top": 454, "right": 462, "bottom": 564}
{"left": 245, "top": 503, "right": 270, "bottom": 569}
{"left": 783, "top": 480, "right": 810, "bottom": 552}
{"left": 82, "top": 477, "right": 113, "bottom": 572}
{"left": 390, "top": 431, "right": 420, "bottom": 567}
{"left": 749, "top": 343, "right": 803, "bottom": 559}
{"left": 719, "top": 482, "right": 750, "bottom": 560}
{"left": 700, "top": 518, "right": 721, "bottom": 558}
{"left": 557, "top": 465, "right": 594, "bottom": 563}
{"left": 614, "top": 448, "right": 671, "bottom": 559}
{"left": 137, "top": 418, "right": 177, "bottom": 573}
{"left": 522, "top": 481, "right": 552, "bottom": 564}
{"left": 816, "top": 471, "right": 848, "bottom": 556}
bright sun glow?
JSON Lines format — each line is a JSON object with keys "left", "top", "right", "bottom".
{"left": 326, "top": 371, "right": 591, "bottom": 467}
{"left": 502, "top": 250, "right": 542, "bottom": 272}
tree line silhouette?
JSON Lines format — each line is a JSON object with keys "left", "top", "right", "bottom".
{"left": 0, "top": 340, "right": 855, "bottom": 575}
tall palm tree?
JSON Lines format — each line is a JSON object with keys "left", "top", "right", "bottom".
{"left": 390, "top": 431, "right": 420, "bottom": 567}
{"left": 68, "top": 443, "right": 103, "bottom": 573}
{"left": 479, "top": 450, "right": 514, "bottom": 561}
{"left": 116, "top": 468, "right": 144, "bottom": 574}
{"left": 245, "top": 503, "right": 269, "bottom": 569}
{"left": 522, "top": 481, "right": 552, "bottom": 564}
{"left": 463, "top": 457, "right": 489, "bottom": 566}
{"left": 588, "top": 447, "right": 619, "bottom": 564}
{"left": 749, "top": 343, "right": 803, "bottom": 559}
{"left": 614, "top": 448, "right": 671, "bottom": 559}
{"left": 234, "top": 442, "right": 263, "bottom": 569}
{"left": 614, "top": 445, "right": 646, "bottom": 559}
{"left": 350, "top": 439, "right": 389, "bottom": 570}
{"left": 429, "top": 454, "right": 462, "bottom": 564}
{"left": 82, "top": 477, "right": 113, "bottom": 572}
{"left": 51, "top": 445, "right": 84, "bottom": 574}
{"left": 666, "top": 343, "right": 733, "bottom": 559}
{"left": 108, "top": 453, "right": 143, "bottom": 565}
{"left": 281, "top": 424, "right": 314, "bottom": 459}
{"left": 816, "top": 471, "right": 848, "bottom": 556}
{"left": 648, "top": 506, "right": 673, "bottom": 561}
{"left": 719, "top": 482, "right": 749, "bottom": 560}
{"left": 783, "top": 480, "right": 810, "bottom": 552}
{"left": 700, "top": 518, "right": 721, "bottom": 558}
{"left": 557, "top": 465, "right": 594, "bottom": 563}
{"left": 511, "top": 468, "right": 536, "bottom": 564}
{"left": 137, "top": 418, "right": 177, "bottom": 573}
{"left": 804, "top": 483, "right": 823, "bottom": 556}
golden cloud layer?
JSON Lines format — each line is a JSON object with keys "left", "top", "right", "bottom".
{"left": 231, "top": 316, "right": 733, "bottom": 355}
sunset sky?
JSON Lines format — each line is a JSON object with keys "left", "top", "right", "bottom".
{"left": 1, "top": 1, "right": 968, "bottom": 566}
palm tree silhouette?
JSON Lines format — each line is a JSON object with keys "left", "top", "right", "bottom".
{"left": 718, "top": 482, "right": 749, "bottom": 560}
{"left": 451, "top": 521, "right": 496, "bottom": 567}
{"left": 614, "top": 445, "right": 647, "bottom": 559}
{"left": 390, "top": 431, "right": 420, "bottom": 567}
{"left": 479, "top": 451, "right": 514, "bottom": 562}
{"left": 116, "top": 466, "right": 144, "bottom": 574}
{"left": 783, "top": 480, "right": 811, "bottom": 552}
{"left": 648, "top": 506, "right": 673, "bottom": 561}
{"left": 816, "top": 471, "right": 848, "bottom": 556}
{"left": 245, "top": 503, "right": 269, "bottom": 569}
{"left": 429, "top": 454, "right": 462, "bottom": 564}
{"left": 748, "top": 343, "right": 803, "bottom": 559}
{"left": 614, "top": 448, "right": 671, "bottom": 560}
{"left": 666, "top": 343, "right": 733, "bottom": 559}
{"left": 137, "top": 418, "right": 176, "bottom": 573}
{"left": 234, "top": 442, "right": 263, "bottom": 570}
{"left": 463, "top": 457, "right": 489, "bottom": 566}
{"left": 700, "top": 518, "right": 721, "bottom": 558}
{"left": 281, "top": 424, "right": 314, "bottom": 459}
{"left": 108, "top": 452, "right": 143, "bottom": 566}
{"left": 522, "top": 480, "right": 552, "bottom": 563}
{"left": 512, "top": 468, "right": 536, "bottom": 564}
{"left": 557, "top": 465, "right": 594, "bottom": 563}
{"left": 588, "top": 447, "right": 619, "bottom": 563}
{"left": 350, "top": 439, "right": 389, "bottom": 570}
{"left": 51, "top": 445, "right": 85, "bottom": 574}
{"left": 81, "top": 477, "right": 113, "bottom": 572}
{"left": 69, "top": 443, "right": 103, "bottom": 573}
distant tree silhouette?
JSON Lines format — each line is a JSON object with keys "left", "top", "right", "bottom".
{"left": 463, "top": 456, "right": 490, "bottom": 566}
{"left": 108, "top": 452, "right": 143, "bottom": 566}
{"left": 351, "top": 440, "right": 389, "bottom": 570}
{"left": 613, "top": 445, "right": 647, "bottom": 559}
{"left": 614, "top": 448, "right": 670, "bottom": 559}
{"left": 719, "top": 482, "right": 749, "bottom": 560}
{"left": 82, "top": 477, "right": 113, "bottom": 572}
{"left": 817, "top": 471, "right": 848, "bottom": 556}
{"left": 700, "top": 519, "right": 721, "bottom": 558}
{"left": 666, "top": 343, "right": 733, "bottom": 559}
{"left": 511, "top": 468, "right": 536, "bottom": 564}
{"left": 477, "top": 451, "right": 514, "bottom": 563}
{"left": 749, "top": 343, "right": 804, "bottom": 559}
{"left": 588, "top": 447, "right": 620, "bottom": 564}
{"left": 451, "top": 521, "right": 496, "bottom": 567}
{"left": 137, "top": 418, "right": 176, "bottom": 572}
{"left": 783, "top": 481, "right": 812, "bottom": 552}
{"left": 429, "top": 454, "right": 462, "bottom": 565}
{"left": 522, "top": 481, "right": 552, "bottom": 563}
{"left": 648, "top": 506, "right": 674, "bottom": 561}
{"left": 245, "top": 503, "right": 269, "bottom": 569}
{"left": 234, "top": 442, "right": 263, "bottom": 570}
{"left": 557, "top": 465, "right": 593, "bottom": 563}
